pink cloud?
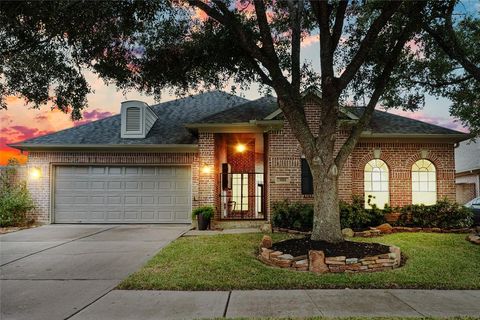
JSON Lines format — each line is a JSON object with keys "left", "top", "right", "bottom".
{"left": 74, "top": 108, "right": 114, "bottom": 126}
{"left": 1, "top": 126, "right": 53, "bottom": 144}
{"left": 301, "top": 34, "right": 319, "bottom": 48}
{"left": 10, "top": 126, "right": 40, "bottom": 140}
{"left": 405, "top": 39, "right": 424, "bottom": 59}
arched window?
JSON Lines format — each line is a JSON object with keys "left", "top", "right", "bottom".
{"left": 412, "top": 159, "right": 436, "bottom": 205}
{"left": 364, "top": 159, "right": 389, "bottom": 209}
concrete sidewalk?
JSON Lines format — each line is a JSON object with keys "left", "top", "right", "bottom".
{"left": 71, "top": 289, "right": 480, "bottom": 319}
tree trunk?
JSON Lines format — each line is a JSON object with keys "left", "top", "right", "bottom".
{"left": 310, "top": 164, "right": 344, "bottom": 243}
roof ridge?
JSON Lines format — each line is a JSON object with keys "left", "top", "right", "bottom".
{"left": 150, "top": 90, "right": 249, "bottom": 109}
{"left": 193, "top": 95, "right": 277, "bottom": 123}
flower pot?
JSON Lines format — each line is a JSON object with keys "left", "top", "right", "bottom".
{"left": 197, "top": 213, "right": 210, "bottom": 230}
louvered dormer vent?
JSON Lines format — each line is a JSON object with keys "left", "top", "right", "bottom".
{"left": 121, "top": 100, "right": 158, "bottom": 138}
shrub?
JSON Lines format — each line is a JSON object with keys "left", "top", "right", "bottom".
{"left": 271, "top": 200, "right": 313, "bottom": 231}
{"left": 272, "top": 197, "right": 386, "bottom": 231}
{"left": 397, "top": 199, "right": 473, "bottom": 228}
{"left": 192, "top": 206, "right": 214, "bottom": 220}
{"left": 339, "top": 196, "right": 385, "bottom": 230}
{"left": 0, "top": 160, "right": 35, "bottom": 227}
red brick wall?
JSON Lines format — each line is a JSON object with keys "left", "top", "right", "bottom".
{"left": 226, "top": 134, "right": 256, "bottom": 172}
{"left": 198, "top": 132, "right": 215, "bottom": 209}
{"left": 267, "top": 98, "right": 457, "bottom": 211}
{"left": 268, "top": 97, "right": 353, "bottom": 211}
{"left": 351, "top": 142, "right": 456, "bottom": 207}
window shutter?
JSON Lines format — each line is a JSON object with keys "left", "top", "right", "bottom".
{"left": 301, "top": 158, "right": 313, "bottom": 195}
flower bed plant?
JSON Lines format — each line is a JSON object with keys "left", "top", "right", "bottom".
{"left": 272, "top": 198, "right": 474, "bottom": 233}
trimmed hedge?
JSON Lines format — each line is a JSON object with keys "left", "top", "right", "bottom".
{"left": 339, "top": 196, "right": 386, "bottom": 230}
{"left": 271, "top": 198, "right": 473, "bottom": 232}
{"left": 397, "top": 199, "right": 473, "bottom": 228}
{"left": 271, "top": 197, "right": 385, "bottom": 231}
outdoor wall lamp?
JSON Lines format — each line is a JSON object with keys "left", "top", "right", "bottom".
{"left": 235, "top": 143, "right": 246, "bottom": 153}
{"left": 201, "top": 164, "right": 212, "bottom": 174}
{"left": 29, "top": 167, "right": 42, "bottom": 180}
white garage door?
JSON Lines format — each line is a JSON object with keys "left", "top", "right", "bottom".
{"left": 54, "top": 165, "right": 191, "bottom": 223}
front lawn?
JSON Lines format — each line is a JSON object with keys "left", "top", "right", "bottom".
{"left": 208, "top": 318, "right": 478, "bottom": 320}
{"left": 118, "top": 232, "right": 480, "bottom": 290}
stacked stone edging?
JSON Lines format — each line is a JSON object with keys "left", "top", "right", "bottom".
{"left": 352, "top": 226, "right": 473, "bottom": 238}
{"left": 274, "top": 225, "right": 474, "bottom": 238}
{"left": 466, "top": 233, "right": 480, "bottom": 245}
{"left": 259, "top": 236, "right": 401, "bottom": 274}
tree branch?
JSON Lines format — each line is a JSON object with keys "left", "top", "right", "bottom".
{"left": 287, "top": 0, "right": 303, "bottom": 92}
{"left": 252, "top": 0, "right": 277, "bottom": 60}
{"left": 423, "top": 24, "right": 480, "bottom": 81}
{"left": 412, "top": 75, "right": 473, "bottom": 88}
{"left": 335, "top": 2, "right": 423, "bottom": 170}
{"left": 331, "top": 0, "right": 348, "bottom": 54}
{"left": 337, "top": 1, "right": 403, "bottom": 91}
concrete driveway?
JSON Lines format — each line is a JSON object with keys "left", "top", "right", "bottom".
{"left": 0, "top": 224, "right": 189, "bottom": 320}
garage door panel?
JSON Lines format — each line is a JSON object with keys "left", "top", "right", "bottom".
{"left": 54, "top": 165, "right": 191, "bottom": 223}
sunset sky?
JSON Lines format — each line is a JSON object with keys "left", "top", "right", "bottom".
{"left": 1, "top": 14, "right": 472, "bottom": 165}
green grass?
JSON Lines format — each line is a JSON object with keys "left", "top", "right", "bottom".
{"left": 205, "top": 318, "right": 479, "bottom": 320}
{"left": 118, "top": 232, "right": 480, "bottom": 290}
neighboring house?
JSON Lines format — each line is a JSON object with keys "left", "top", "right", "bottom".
{"left": 455, "top": 140, "right": 480, "bottom": 204}
{"left": 10, "top": 90, "right": 468, "bottom": 227}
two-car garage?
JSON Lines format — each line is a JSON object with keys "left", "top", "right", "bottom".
{"left": 53, "top": 165, "right": 192, "bottom": 223}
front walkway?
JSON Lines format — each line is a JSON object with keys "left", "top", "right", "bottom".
{"left": 70, "top": 289, "right": 480, "bottom": 319}
{"left": 0, "top": 224, "right": 190, "bottom": 320}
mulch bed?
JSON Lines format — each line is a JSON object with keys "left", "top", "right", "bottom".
{"left": 270, "top": 236, "right": 390, "bottom": 258}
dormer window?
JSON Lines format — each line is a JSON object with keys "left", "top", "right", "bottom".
{"left": 121, "top": 100, "right": 158, "bottom": 138}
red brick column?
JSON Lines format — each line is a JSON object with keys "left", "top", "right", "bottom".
{"left": 198, "top": 132, "right": 216, "bottom": 208}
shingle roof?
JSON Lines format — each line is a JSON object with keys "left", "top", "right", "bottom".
{"left": 193, "top": 96, "right": 278, "bottom": 124}
{"left": 14, "top": 91, "right": 248, "bottom": 146}
{"left": 349, "top": 107, "right": 464, "bottom": 135}
{"left": 12, "top": 92, "right": 467, "bottom": 149}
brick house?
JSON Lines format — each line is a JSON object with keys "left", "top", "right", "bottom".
{"left": 10, "top": 90, "right": 468, "bottom": 227}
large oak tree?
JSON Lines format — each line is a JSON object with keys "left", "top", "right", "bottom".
{"left": 1, "top": 0, "right": 479, "bottom": 242}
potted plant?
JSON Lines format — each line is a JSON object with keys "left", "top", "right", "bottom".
{"left": 192, "top": 206, "right": 214, "bottom": 230}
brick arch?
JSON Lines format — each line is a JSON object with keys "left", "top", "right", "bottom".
{"left": 352, "top": 149, "right": 394, "bottom": 199}
{"left": 404, "top": 151, "right": 442, "bottom": 171}
{"left": 354, "top": 149, "right": 395, "bottom": 179}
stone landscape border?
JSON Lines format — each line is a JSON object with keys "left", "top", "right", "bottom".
{"left": 274, "top": 224, "right": 474, "bottom": 238}
{"left": 466, "top": 233, "right": 480, "bottom": 245}
{"left": 258, "top": 236, "right": 401, "bottom": 274}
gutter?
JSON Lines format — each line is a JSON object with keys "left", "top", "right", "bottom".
{"left": 359, "top": 132, "right": 471, "bottom": 142}
{"left": 8, "top": 143, "right": 199, "bottom": 153}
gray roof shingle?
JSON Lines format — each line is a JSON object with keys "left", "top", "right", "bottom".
{"left": 13, "top": 92, "right": 466, "bottom": 149}
{"left": 193, "top": 96, "right": 278, "bottom": 124}
{"left": 349, "top": 107, "right": 464, "bottom": 135}
{"left": 14, "top": 91, "right": 248, "bottom": 146}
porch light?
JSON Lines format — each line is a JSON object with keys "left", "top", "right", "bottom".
{"left": 235, "top": 143, "right": 246, "bottom": 153}
{"left": 201, "top": 164, "right": 212, "bottom": 174}
{"left": 29, "top": 167, "right": 42, "bottom": 180}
